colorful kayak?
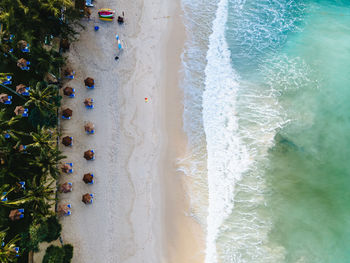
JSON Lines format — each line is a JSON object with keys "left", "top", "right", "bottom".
{"left": 99, "top": 17, "right": 114, "bottom": 21}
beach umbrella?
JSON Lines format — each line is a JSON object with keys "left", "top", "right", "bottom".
{"left": 13, "top": 144, "right": 26, "bottom": 152}
{"left": 14, "top": 106, "right": 25, "bottom": 115}
{"left": 61, "top": 163, "right": 72, "bottom": 173}
{"left": 63, "top": 87, "right": 74, "bottom": 96}
{"left": 59, "top": 182, "right": 72, "bottom": 193}
{"left": 84, "top": 77, "right": 94, "bottom": 87}
{"left": 83, "top": 173, "right": 94, "bottom": 184}
{"left": 16, "top": 84, "right": 26, "bottom": 94}
{"left": 84, "top": 122, "right": 95, "bottom": 132}
{"left": 82, "top": 193, "right": 92, "bottom": 204}
{"left": 62, "top": 136, "right": 72, "bottom": 146}
{"left": 62, "top": 108, "right": 73, "bottom": 118}
{"left": 64, "top": 68, "right": 74, "bottom": 77}
{"left": 84, "top": 98, "right": 93, "bottom": 106}
{"left": 9, "top": 209, "right": 22, "bottom": 221}
{"left": 16, "top": 58, "right": 27, "bottom": 68}
{"left": 0, "top": 93, "right": 9, "bottom": 102}
{"left": 84, "top": 150, "right": 94, "bottom": 160}
{"left": 17, "top": 40, "right": 28, "bottom": 49}
{"left": 57, "top": 204, "right": 70, "bottom": 216}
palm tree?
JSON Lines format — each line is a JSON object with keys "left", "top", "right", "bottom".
{"left": 26, "top": 126, "right": 58, "bottom": 152}
{"left": 24, "top": 82, "right": 60, "bottom": 115}
{"left": 0, "top": 230, "right": 20, "bottom": 263}
{"left": 3, "top": 175, "right": 56, "bottom": 218}
{"left": 0, "top": 109, "right": 22, "bottom": 142}
{"left": 29, "top": 147, "right": 65, "bottom": 179}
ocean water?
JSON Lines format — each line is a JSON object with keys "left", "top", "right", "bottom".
{"left": 180, "top": 0, "right": 350, "bottom": 262}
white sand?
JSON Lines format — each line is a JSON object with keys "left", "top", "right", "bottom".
{"left": 57, "top": 0, "right": 205, "bottom": 262}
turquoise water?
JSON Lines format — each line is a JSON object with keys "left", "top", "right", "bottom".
{"left": 180, "top": 0, "right": 350, "bottom": 262}
{"left": 219, "top": 0, "right": 350, "bottom": 262}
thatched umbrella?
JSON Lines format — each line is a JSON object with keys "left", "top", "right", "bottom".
{"left": 84, "top": 98, "right": 93, "bottom": 106}
{"left": 84, "top": 77, "right": 94, "bottom": 87}
{"left": 84, "top": 150, "right": 94, "bottom": 160}
{"left": 84, "top": 122, "right": 95, "bottom": 133}
{"left": 57, "top": 204, "right": 71, "bottom": 216}
{"left": 82, "top": 193, "right": 93, "bottom": 204}
{"left": 64, "top": 68, "right": 74, "bottom": 77}
{"left": 17, "top": 40, "right": 28, "bottom": 49}
{"left": 16, "top": 58, "right": 27, "bottom": 68}
{"left": 83, "top": 173, "right": 94, "bottom": 184}
{"left": 63, "top": 87, "right": 74, "bottom": 96}
{"left": 9, "top": 209, "right": 23, "bottom": 221}
{"left": 0, "top": 93, "right": 9, "bottom": 103}
{"left": 13, "top": 144, "right": 26, "bottom": 152}
{"left": 61, "top": 163, "right": 73, "bottom": 173}
{"left": 16, "top": 84, "right": 26, "bottom": 94}
{"left": 62, "top": 136, "right": 73, "bottom": 146}
{"left": 62, "top": 108, "right": 73, "bottom": 118}
{"left": 59, "top": 182, "right": 72, "bottom": 193}
{"left": 14, "top": 106, "right": 25, "bottom": 115}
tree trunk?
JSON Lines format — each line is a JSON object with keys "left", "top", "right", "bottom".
{"left": 28, "top": 251, "right": 34, "bottom": 263}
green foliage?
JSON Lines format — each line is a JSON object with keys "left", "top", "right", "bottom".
{"left": 42, "top": 244, "right": 73, "bottom": 263}
{"left": 62, "top": 244, "right": 73, "bottom": 262}
{"left": 20, "top": 216, "right": 61, "bottom": 253}
{"left": 0, "top": 0, "right": 78, "bottom": 260}
{"left": 0, "top": 230, "right": 20, "bottom": 262}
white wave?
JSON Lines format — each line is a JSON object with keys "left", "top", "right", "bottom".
{"left": 203, "top": 0, "right": 252, "bottom": 262}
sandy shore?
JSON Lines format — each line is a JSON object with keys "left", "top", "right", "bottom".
{"left": 56, "top": 0, "right": 204, "bottom": 262}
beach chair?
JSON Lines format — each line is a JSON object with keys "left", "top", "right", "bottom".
{"left": 4, "top": 133, "right": 10, "bottom": 139}
{"left": 86, "top": 104, "right": 94, "bottom": 109}
{"left": 66, "top": 210, "right": 71, "bottom": 216}
{"left": 67, "top": 204, "right": 72, "bottom": 208}
{"left": 1, "top": 81, "right": 12, "bottom": 85}
{"left": 62, "top": 115, "right": 71, "bottom": 120}
{"left": 18, "top": 208, "right": 24, "bottom": 213}
{"left": 21, "top": 45, "right": 30, "bottom": 53}
{"left": 89, "top": 194, "right": 94, "bottom": 203}
{"left": 9, "top": 48, "right": 13, "bottom": 52}
{"left": 4, "top": 100, "right": 12, "bottom": 105}
{"left": 22, "top": 109, "right": 29, "bottom": 117}
{"left": 86, "top": 85, "right": 94, "bottom": 89}
{"left": 66, "top": 163, "right": 74, "bottom": 173}
{"left": 19, "top": 181, "right": 25, "bottom": 190}
{"left": 1, "top": 192, "right": 8, "bottom": 202}
{"left": 69, "top": 88, "right": 76, "bottom": 98}
{"left": 65, "top": 71, "right": 75, "bottom": 79}
{"left": 21, "top": 66, "right": 30, "bottom": 71}
{"left": 89, "top": 174, "right": 94, "bottom": 184}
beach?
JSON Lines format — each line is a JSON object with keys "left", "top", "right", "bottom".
{"left": 57, "top": 0, "right": 204, "bottom": 262}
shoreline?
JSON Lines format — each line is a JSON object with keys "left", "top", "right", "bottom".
{"left": 161, "top": 0, "right": 206, "bottom": 262}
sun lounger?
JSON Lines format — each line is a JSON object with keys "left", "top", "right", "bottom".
{"left": 62, "top": 116, "right": 71, "bottom": 120}
{"left": 18, "top": 209, "right": 24, "bottom": 213}
{"left": 86, "top": 129, "right": 95, "bottom": 134}
{"left": 66, "top": 211, "right": 71, "bottom": 215}
{"left": 86, "top": 104, "right": 94, "bottom": 109}
{"left": 86, "top": 85, "right": 94, "bottom": 89}
{"left": 19, "top": 181, "right": 25, "bottom": 190}
{"left": 19, "top": 214, "right": 24, "bottom": 219}
{"left": 4, "top": 100, "right": 12, "bottom": 105}
{"left": 1, "top": 192, "right": 8, "bottom": 202}
{"left": 65, "top": 163, "right": 74, "bottom": 173}
{"left": 21, "top": 66, "right": 30, "bottom": 71}
{"left": 4, "top": 133, "right": 10, "bottom": 139}
{"left": 1, "top": 81, "right": 12, "bottom": 85}
{"left": 67, "top": 204, "right": 72, "bottom": 208}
